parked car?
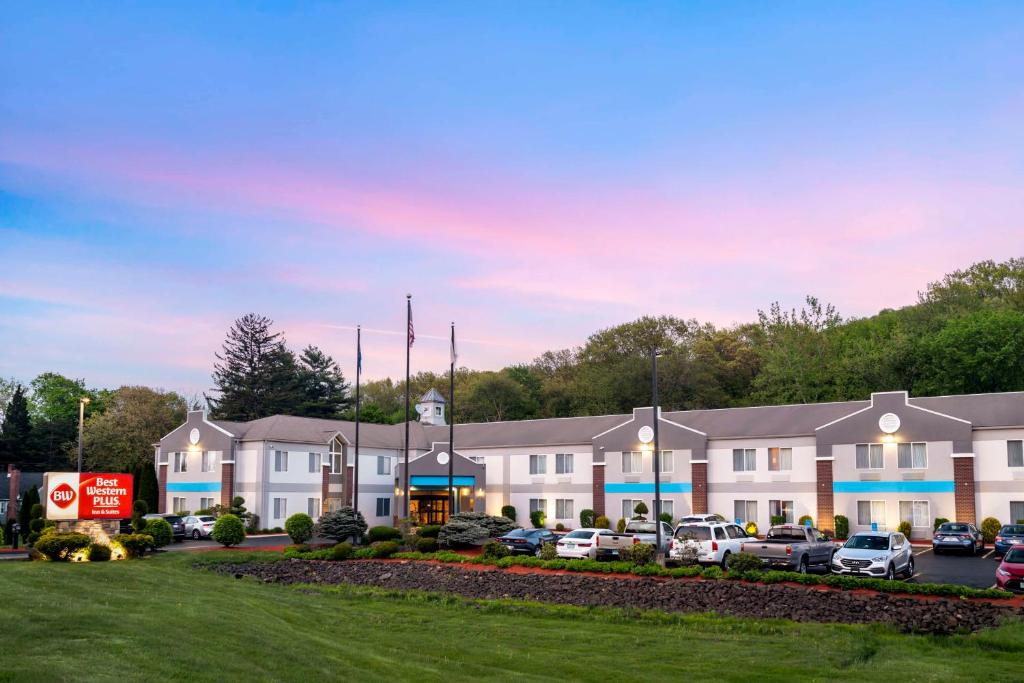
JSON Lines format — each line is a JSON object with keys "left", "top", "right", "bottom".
{"left": 740, "top": 524, "right": 835, "bottom": 573}
{"left": 995, "top": 545, "right": 1024, "bottom": 593}
{"left": 932, "top": 522, "right": 984, "bottom": 555}
{"left": 556, "top": 528, "right": 611, "bottom": 560}
{"left": 994, "top": 525, "right": 1024, "bottom": 556}
{"left": 668, "top": 521, "right": 752, "bottom": 568}
{"left": 623, "top": 519, "right": 674, "bottom": 553}
{"left": 143, "top": 513, "right": 186, "bottom": 542}
{"left": 679, "top": 513, "right": 727, "bottom": 524}
{"left": 183, "top": 515, "right": 217, "bottom": 539}
{"left": 830, "top": 531, "right": 914, "bottom": 579}
{"left": 497, "top": 528, "right": 558, "bottom": 556}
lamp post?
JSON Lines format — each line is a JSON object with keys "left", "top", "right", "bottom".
{"left": 651, "top": 348, "right": 662, "bottom": 562}
{"left": 77, "top": 397, "right": 90, "bottom": 473}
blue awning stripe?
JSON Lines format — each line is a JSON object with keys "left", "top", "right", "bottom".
{"left": 410, "top": 476, "right": 475, "bottom": 487}
{"left": 604, "top": 482, "right": 692, "bottom": 494}
{"left": 832, "top": 480, "right": 955, "bottom": 493}
{"left": 166, "top": 482, "right": 222, "bottom": 492}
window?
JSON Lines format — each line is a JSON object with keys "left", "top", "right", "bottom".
{"left": 769, "top": 499, "right": 794, "bottom": 524}
{"left": 622, "top": 499, "right": 643, "bottom": 520}
{"left": 174, "top": 452, "right": 188, "bottom": 473}
{"left": 555, "top": 453, "right": 574, "bottom": 474}
{"left": 199, "top": 497, "right": 214, "bottom": 510}
{"left": 201, "top": 451, "right": 214, "bottom": 473}
{"left": 377, "top": 456, "right": 391, "bottom": 475}
{"left": 435, "top": 406, "right": 442, "bottom": 416}
{"left": 897, "top": 442, "right": 928, "bottom": 469}
{"left": 732, "top": 449, "right": 756, "bottom": 472}
{"left": 529, "top": 454, "right": 547, "bottom": 475}
{"left": 733, "top": 500, "right": 757, "bottom": 524}
{"left": 857, "top": 500, "right": 886, "bottom": 527}
{"left": 331, "top": 452, "right": 343, "bottom": 474}
{"left": 1009, "top": 501, "right": 1024, "bottom": 523}
{"left": 274, "top": 451, "right": 288, "bottom": 472}
{"left": 173, "top": 497, "right": 186, "bottom": 513}
{"left": 555, "top": 499, "right": 574, "bottom": 519}
{"left": 658, "top": 499, "right": 675, "bottom": 520}
{"left": 529, "top": 498, "right": 547, "bottom": 514}
{"left": 376, "top": 497, "right": 391, "bottom": 517}
{"left": 899, "top": 500, "right": 930, "bottom": 528}
{"left": 856, "top": 444, "right": 884, "bottom": 469}
{"left": 660, "top": 451, "right": 674, "bottom": 474}
{"left": 273, "top": 498, "right": 287, "bottom": 519}
{"left": 622, "top": 451, "right": 643, "bottom": 474}
{"left": 308, "top": 497, "right": 320, "bottom": 517}
{"left": 308, "top": 453, "right": 320, "bottom": 473}
{"left": 768, "top": 447, "right": 792, "bottom": 472}
{"left": 1009, "top": 441, "right": 1024, "bottom": 468}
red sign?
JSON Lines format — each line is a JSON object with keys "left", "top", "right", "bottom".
{"left": 46, "top": 472, "right": 134, "bottom": 520}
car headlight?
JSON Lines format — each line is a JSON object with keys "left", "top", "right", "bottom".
{"left": 998, "top": 569, "right": 1011, "bottom": 577}
{"left": 871, "top": 555, "right": 887, "bottom": 563}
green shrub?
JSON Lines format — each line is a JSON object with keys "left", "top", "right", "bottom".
{"left": 482, "top": 540, "right": 511, "bottom": 559}
{"left": 212, "top": 514, "right": 246, "bottom": 547}
{"left": 331, "top": 542, "right": 354, "bottom": 561}
{"left": 367, "top": 526, "right": 402, "bottom": 543}
{"left": 623, "top": 542, "right": 655, "bottom": 566}
{"left": 658, "top": 512, "right": 672, "bottom": 524}
{"left": 539, "top": 542, "right": 558, "bottom": 561}
{"left": 798, "top": 515, "right": 813, "bottom": 527}
{"left": 770, "top": 515, "right": 785, "bottom": 526}
{"left": 834, "top": 515, "right": 849, "bottom": 539}
{"left": 529, "top": 510, "right": 546, "bottom": 528}
{"left": 933, "top": 517, "right": 950, "bottom": 532}
{"left": 501, "top": 505, "right": 517, "bottom": 522}
{"left": 616, "top": 518, "right": 626, "bottom": 533}
{"left": 555, "top": 522, "right": 565, "bottom": 531}
{"left": 145, "top": 518, "right": 173, "bottom": 548}
{"left": 897, "top": 520, "right": 913, "bottom": 538}
{"left": 416, "top": 537, "right": 438, "bottom": 553}
{"left": 131, "top": 500, "right": 148, "bottom": 535}
{"left": 632, "top": 501, "right": 648, "bottom": 518}
{"left": 29, "top": 517, "right": 45, "bottom": 533}
{"left": 369, "top": 541, "right": 400, "bottom": 558}
{"left": 725, "top": 552, "right": 764, "bottom": 574}
{"left": 579, "top": 509, "right": 595, "bottom": 528}
{"left": 34, "top": 532, "right": 91, "bottom": 561}
{"left": 447, "top": 512, "right": 516, "bottom": 537}
{"left": 438, "top": 519, "right": 489, "bottom": 547}
{"left": 594, "top": 515, "right": 610, "bottom": 529}
{"left": 112, "top": 533, "right": 153, "bottom": 559}
{"left": 316, "top": 507, "right": 368, "bottom": 543}
{"left": 702, "top": 565, "right": 724, "bottom": 580}
{"left": 285, "top": 513, "right": 315, "bottom": 545}
{"left": 981, "top": 517, "right": 1002, "bottom": 544}
{"left": 418, "top": 524, "right": 441, "bottom": 539}
{"left": 87, "top": 543, "right": 112, "bottom": 562}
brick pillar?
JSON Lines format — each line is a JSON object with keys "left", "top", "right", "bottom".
{"left": 321, "top": 464, "right": 330, "bottom": 515}
{"left": 816, "top": 459, "right": 834, "bottom": 534}
{"left": 690, "top": 461, "right": 708, "bottom": 514}
{"left": 592, "top": 464, "right": 605, "bottom": 517}
{"left": 158, "top": 464, "right": 167, "bottom": 513}
{"left": 953, "top": 456, "right": 977, "bottom": 524}
{"left": 6, "top": 465, "right": 20, "bottom": 521}
{"left": 220, "top": 462, "right": 235, "bottom": 507}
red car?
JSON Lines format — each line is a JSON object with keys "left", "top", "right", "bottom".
{"left": 995, "top": 544, "right": 1024, "bottom": 593}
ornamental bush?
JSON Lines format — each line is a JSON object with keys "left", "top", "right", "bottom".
{"left": 981, "top": 517, "right": 1002, "bottom": 543}
{"left": 798, "top": 515, "right": 813, "bottom": 527}
{"left": 834, "top": 515, "right": 850, "bottom": 540}
{"left": 145, "top": 518, "right": 173, "bottom": 548}
{"left": 369, "top": 541, "right": 400, "bottom": 558}
{"left": 367, "top": 526, "right": 402, "bottom": 543}
{"left": 418, "top": 524, "right": 441, "bottom": 539}
{"left": 897, "top": 520, "right": 913, "bottom": 538}
{"left": 112, "top": 533, "right": 153, "bottom": 559}
{"left": 482, "top": 540, "right": 511, "bottom": 559}
{"left": 529, "top": 510, "right": 546, "bottom": 528}
{"left": 416, "top": 537, "right": 438, "bottom": 553}
{"left": 744, "top": 521, "right": 759, "bottom": 537}
{"left": 316, "top": 507, "right": 368, "bottom": 543}
{"left": 579, "top": 509, "right": 595, "bottom": 528}
{"left": 658, "top": 512, "right": 672, "bottom": 524}
{"left": 285, "top": 513, "right": 315, "bottom": 545}
{"left": 88, "top": 543, "right": 112, "bottom": 562}
{"left": 501, "top": 505, "right": 517, "bottom": 522}
{"left": 770, "top": 515, "right": 785, "bottom": 526}
{"left": 594, "top": 515, "right": 610, "bottom": 529}
{"left": 632, "top": 501, "right": 649, "bottom": 519}
{"left": 616, "top": 518, "right": 626, "bottom": 533}
{"left": 725, "top": 551, "right": 764, "bottom": 574}
{"left": 539, "top": 541, "right": 558, "bottom": 561}
{"left": 331, "top": 542, "right": 354, "bottom": 561}
{"left": 933, "top": 517, "right": 950, "bottom": 532}
{"left": 447, "top": 512, "right": 516, "bottom": 537}
{"left": 212, "top": 514, "right": 246, "bottom": 547}
{"left": 34, "top": 532, "right": 91, "bottom": 561}
{"left": 438, "top": 519, "right": 489, "bottom": 548}
{"left": 622, "top": 542, "right": 655, "bottom": 566}
{"left": 555, "top": 522, "right": 565, "bottom": 531}
{"left": 702, "top": 565, "right": 724, "bottom": 580}
{"left": 131, "top": 500, "right": 148, "bottom": 535}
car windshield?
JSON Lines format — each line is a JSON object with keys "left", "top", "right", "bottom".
{"left": 1000, "top": 526, "right": 1024, "bottom": 535}
{"left": 199, "top": 516, "right": 215, "bottom": 523}
{"left": 164, "top": 516, "right": 183, "bottom": 524}
{"left": 939, "top": 524, "right": 969, "bottom": 533}
{"left": 1005, "top": 549, "right": 1024, "bottom": 563}
{"left": 626, "top": 522, "right": 657, "bottom": 534}
{"left": 564, "top": 530, "right": 594, "bottom": 539}
{"left": 766, "top": 528, "right": 807, "bottom": 541}
{"left": 502, "top": 529, "right": 527, "bottom": 538}
{"left": 844, "top": 535, "right": 889, "bottom": 550}
{"left": 675, "top": 525, "right": 711, "bottom": 541}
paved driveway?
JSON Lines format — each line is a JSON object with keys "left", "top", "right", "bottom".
{"left": 163, "top": 533, "right": 295, "bottom": 552}
{"left": 906, "top": 545, "right": 1003, "bottom": 589}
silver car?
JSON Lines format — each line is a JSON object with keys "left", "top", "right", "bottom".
{"left": 831, "top": 531, "right": 914, "bottom": 580}
{"left": 183, "top": 515, "right": 217, "bottom": 539}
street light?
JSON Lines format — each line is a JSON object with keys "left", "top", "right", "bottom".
{"left": 77, "top": 397, "right": 90, "bottom": 473}
{"left": 651, "top": 348, "right": 663, "bottom": 562}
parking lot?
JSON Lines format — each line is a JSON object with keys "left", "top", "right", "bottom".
{"left": 905, "top": 546, "right": 1003, "bottom": 589}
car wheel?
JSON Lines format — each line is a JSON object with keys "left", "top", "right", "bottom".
{"left": 720, "top": 550, "right": 731, "bottom": 570}
{"left": 885, "top": 564, "right": 895, "bottom": 581}
{"left": 904, "top": 556, "right": 915, "bottom": 578}
{"left": 798, "top": 556, "right": 808, "bottom": 574}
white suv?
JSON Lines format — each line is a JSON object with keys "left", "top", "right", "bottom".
{"left": 668, "top": 521, "right": 752, "bottom": 568}
{"left": 831, "top": 531, "right": 914, "bottom": 580}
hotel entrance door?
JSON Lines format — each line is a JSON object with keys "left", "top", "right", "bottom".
{"left": 409, "top": 491, "right": 450, "bottom": 526}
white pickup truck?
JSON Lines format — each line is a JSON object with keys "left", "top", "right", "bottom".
{"left": 555, "top": 528, "right": 638, "bottom": 560}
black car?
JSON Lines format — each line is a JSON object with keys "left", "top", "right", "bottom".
{"left": 498, "top": 528, "right": 558, "bottom": 556}
{"left": 144, "top": 513, "right": 187, "bottom": 542}
{"left": 995, "top": 525, "right": 1024, "bottom": 556}
{"left": 932, "top": 522, "right": 984, "bottom": 555}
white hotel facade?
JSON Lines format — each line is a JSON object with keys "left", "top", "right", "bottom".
{"left": 156, "top": 389, "right": 1024, "bottom": 537}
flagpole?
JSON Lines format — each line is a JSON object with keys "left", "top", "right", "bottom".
{"left": 353, "top": 325, "right": 361, "bottom": 515}
{"left": 403, "top": 294, "right": 412, "bottom": 518}
{"left": 448, "top": 321, "right": 455, "bottom": 520}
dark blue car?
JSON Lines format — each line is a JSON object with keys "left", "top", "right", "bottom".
{"left": 995, "top": 525, "right": 1024, "bottom": 556}
{"left": 498, "top": 528, "right": 558, "bottom": 556}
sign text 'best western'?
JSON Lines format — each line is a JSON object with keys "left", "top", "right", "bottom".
{"left": 45, "top": 472, "right": 134, "bottom": 520}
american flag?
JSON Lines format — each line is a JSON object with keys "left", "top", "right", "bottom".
{"left": 407, "top": 300, "right": 415, "bottom": 348}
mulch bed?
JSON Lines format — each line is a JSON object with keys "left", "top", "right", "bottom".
{"left": 208, "top": 558, "right": 1024, "bottom": 634}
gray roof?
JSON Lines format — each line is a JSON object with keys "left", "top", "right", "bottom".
{"left": 420, "top": 388, "right": 446, "bottom": 404}
{"left": 663, "top": 400, "right": 869, "bottom": 438}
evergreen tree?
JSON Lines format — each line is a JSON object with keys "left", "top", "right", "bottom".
{"left": 296, "top": 345, "right": 351, "bottom": 418}
{"left": 139, "top": 463, "right": 159, "bottom": 513}
{"left": 0, "top": 384, "right": 32, "bottom": 466}
{"left": 17, "top": 484, "right": 39, "bottom": 542}
{"left": 208, "top": 314, "right": 302, "bottom": 421}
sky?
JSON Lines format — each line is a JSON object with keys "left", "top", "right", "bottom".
{"left": 1, "top": 2, "right": 1023, "bottom": 397}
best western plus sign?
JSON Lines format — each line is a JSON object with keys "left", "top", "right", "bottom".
{"left": 44, "top": 472, "right": 134, "bottom": 520}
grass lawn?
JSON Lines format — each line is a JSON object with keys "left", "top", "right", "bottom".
{"left": 1, "top": 552, "right": 1022, "bottom": 682}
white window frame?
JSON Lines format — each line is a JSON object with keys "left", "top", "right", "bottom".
{"left": 529, "top": 454, "right": 547, "bottom": 475}
{"left": 622, "top": 451, "right": 643, "bottom": 474}
{"left": 658, "top": 499, "right": 675, "bottom": 520}
{"left": 622, "top": 499, "right": 644, "bottom": 521}
{"left": 899, "top": 500, "right": 929, "bottom": 528}
{"left": 1010, "top": 501, "right": 1024, "bottom": 523}
{"left": 376, "top": 497, "right": 391, "bottom": 517}
{"left": 174, "top": 452, "right": 188, "bottom": 473}
{"left": 331, "top": 452, "right": 343, "bottom": 474}
{"left": 377, "top": 456, "right": 391, "bottom": 476}
{"left": 1008, "top": 440, "right": 1024, "bottom": 468}
{"left": 769, "top": 499, "right": 794, "bottom": 524}
{"left": 529, "top": 498, "right": 547, "bottom": 514}
{"left": 555, "top": 453, "right": 574, "bottom": 475}
{"left": 659, "top": 450, "right": 673, "bottom": 474}
{"left": 555, "top": 498, "right": 574, "bottom": 520}
{"left": 173, "top": 497, "right": 186, "bottom": 513}
{"left": 308, "top": 452, "right": 320, "bottom": 473}
{"left": 767, "top": 447, "right": 792, "bottom": 472}
{"left": 732, "top": 448, "right": 756, "bottom": 472}
{"left": 856, "top": 443, "right": 884, "bottom": 470}
{"left": 274, "top": 451, "right": 289, "bottom": 473}
{"left": 857, "top": 500, "right": 886, "bottom": 527}
{"left": 199, "top": 497, "right": 214, "bottom": 510}
{"left": 897, "top": 442, "right": 928, "bottom": 470}
{"left": 273, "top": 497, "right": 287, "bottom": 520}
{"left": 201, "top": 451, "right": 214, "bottom": 473}
{"left": 308, "top": 497, "right": 321, "bottom": 517}
{"left": 733, "top": 500, "right": 757, "bottom": 524}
